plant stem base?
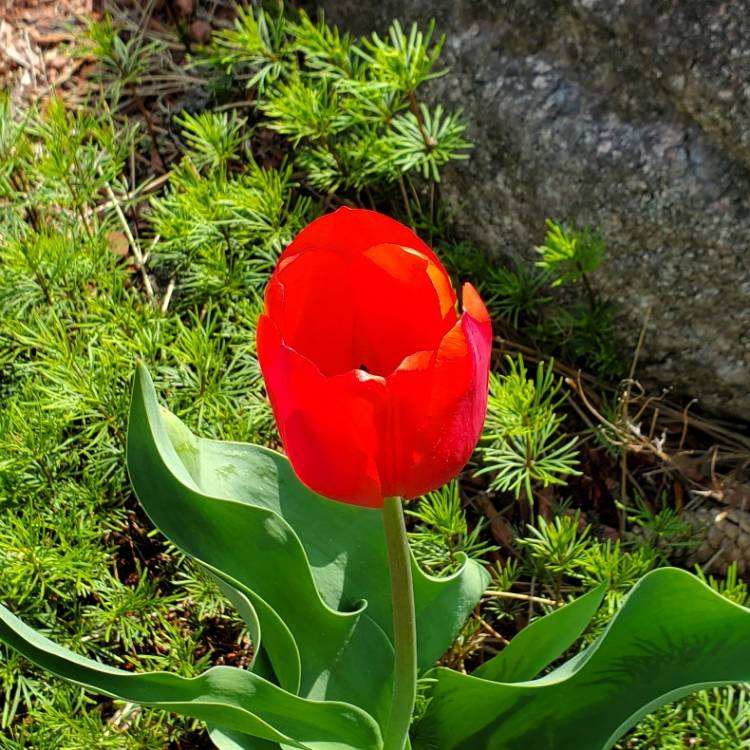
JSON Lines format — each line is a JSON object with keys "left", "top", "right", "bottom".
{"left": 382, "top": 496, "right": 417, "bottom": 750}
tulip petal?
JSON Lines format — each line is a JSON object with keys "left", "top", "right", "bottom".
{"left": 258, "top": 315, "right": 387, "bottom": 506}
{"left": 384, "top": 284, "right": 492, "bottom": 499}
{"left": 461, "top": 281, "right": 492, "bottom": 328}
{"left": 459, "top": 282, "right": 493, "bottom": 448}
{"left": 260, "top": 206, "right": 492, "bottom": 506}
{"left": 350, "top": 243, "right": 457, "bottom": 377}
{"left": 264, "top": 249, "right": 355, "bottom": 378}
{"left": 267, "top": 234, "right": 457, "bottom": 379}
{"left": 279, "top": 207, "right": 442, "bottom": 268}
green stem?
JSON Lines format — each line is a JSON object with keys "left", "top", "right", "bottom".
{"left": 382, "top": 496, "right": 417, "bottom": 750}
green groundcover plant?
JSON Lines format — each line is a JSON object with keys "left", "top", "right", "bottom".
{"left": 2, "top": 208, "right": 750, "bottom": 750}
{"left": 2, "top": 5, "right": 749, "bottom": 748}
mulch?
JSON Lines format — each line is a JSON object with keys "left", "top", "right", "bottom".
{"left": 0, "top": 0, "right": 100, "bottom": 105}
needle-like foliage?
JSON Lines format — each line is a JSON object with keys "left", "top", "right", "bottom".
{"left": 476, "top": 357, "right": 580, "bottom": 502}
{"left": 1, "top": 4, "right": 746, "bottom": 747}
{"left": 199, "top": 9, "right": 470, "bottom": 197}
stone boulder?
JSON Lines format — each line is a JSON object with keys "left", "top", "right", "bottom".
{"left": 317, "top": 0, "right": 750, "bottom": 419}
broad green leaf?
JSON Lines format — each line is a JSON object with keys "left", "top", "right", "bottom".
{"left": 127, "top": 364, "right": 488, "bottom": 722}
{"left": 209, "top": 726, "right": 280, "bottom": 750}
{"left": 0, "top": 362, "right": 487, "bottom": 749}
{"left": 411, "top": 553, "right": 488, "bottom": 672}
{"left": 0, "top": 603, "right": 381, "bottom": 750}
{"left": 412, "top": 568, "right": 750, "bottom": 750}
{"left": 127, "top": 365, "right": 394, "bottom": 727}
{"left": 208, "top": 727, "right": 307, "bottom": 750}
{"left": 151, "top": 367, "right": 488, "bottom": 668}
{"left": 214, "top": 575, "right": 301, "bottom": 691}
{"left": 473, "top": 582, "right": 606, "bottom": 682}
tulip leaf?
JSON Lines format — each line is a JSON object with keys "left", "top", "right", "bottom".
{"left": 412, "top": 568, "right": 750, "bottom": 750}
{"left": 208, "top": 727, "right": 313, "bottom": 750}
{"left": 208, "top": 726, "right": 280, "bottom": 750}
{"left": 213, "top": 574, "right": 300, "bottom": 691}
{"left": 0, "top": 363, "right": 488, "bottom": 748}
{"left": 473, "top": 582, "right": 606, "bottom": 683}
{"left": 0, "top": 603, "right": 381, "bottom": 750}
{"left": 145, "top": 362, "right": 488, "bottom": 671}
{"left": 126, "top": 364, "right": 487, "bottom": 729}
{"left": 130, "top": 364, "right": 487, "bottom": 659}
{"left": 127, "top": 364, "right": 394, "bottom": 727}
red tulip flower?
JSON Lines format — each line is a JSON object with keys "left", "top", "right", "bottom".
{"left": 257, "top": 208, "right": 492, "bottom": 507}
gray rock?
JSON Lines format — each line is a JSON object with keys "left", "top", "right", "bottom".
{"left": 318, "top": 0, "right": 750, "bottom": 419}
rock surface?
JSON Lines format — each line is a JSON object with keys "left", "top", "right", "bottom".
{"left": 317, "top": 0, "right": 750, "bottom": 419}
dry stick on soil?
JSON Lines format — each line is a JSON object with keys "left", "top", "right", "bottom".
{"left": 97, "top": 172, "right": 171, "bottom": 212}
{"left": 497, "top": 335, "right": 750, "bottom": 453}
{"left": 498, "top": 332, "right": 749, "bottom": 511}
{"left": 564, "top": 395, "right": 598, "bottom": 433}
{"left": 102, "top": 180, "right": 155, "bottom": 301}
{"left": 619, "top": 304, "right": 651, "bottom": 532}
{"left": 479, "top": 617, "right": 510, "bottom": 646}
{"left": 569, "top": 376, "right": 662, "bottom": 458}
{"left": 679, "top": 399, "right": 700, "bottom": 452}
{"left": 161, "top": 275, "right": 176, "bottom": 313}
{"left": 527, "top": 575, "right": 537, "bottom": 621}
{"left": 484, "top": 589, "right": 563, "bottom": 607}
{"left": 567, "top": 375, "right": 713, "bottom": 504}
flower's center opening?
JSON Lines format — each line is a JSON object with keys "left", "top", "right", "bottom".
{"left": 275, "top": 244, "right": 458, "bottom": 378}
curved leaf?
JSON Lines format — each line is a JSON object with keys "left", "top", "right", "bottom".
{"left": 127, "top": 364, "right": 487, "bottom": 721}
{"left": 213, "top": 574, "right": 301, "bottom": 692}
{"left": 209, "top": 726, "right": 280, "bottom": 750}
{"left": 0, "top": 361, "right": 488, "bottom": 750}
{"left": 473, "top": 582, "right": 606, "bottom": 683}
{"left": 151, "top": 368, "right": 489, "bottom": 670}
{"left": 412, "top": 568, "right": 750, "bottom": 750}
{"left": 127, "top": 365, "right": 394, "bottom": 726}
{"left": 0, "top": 602, "right": 381, "bottom": 750}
